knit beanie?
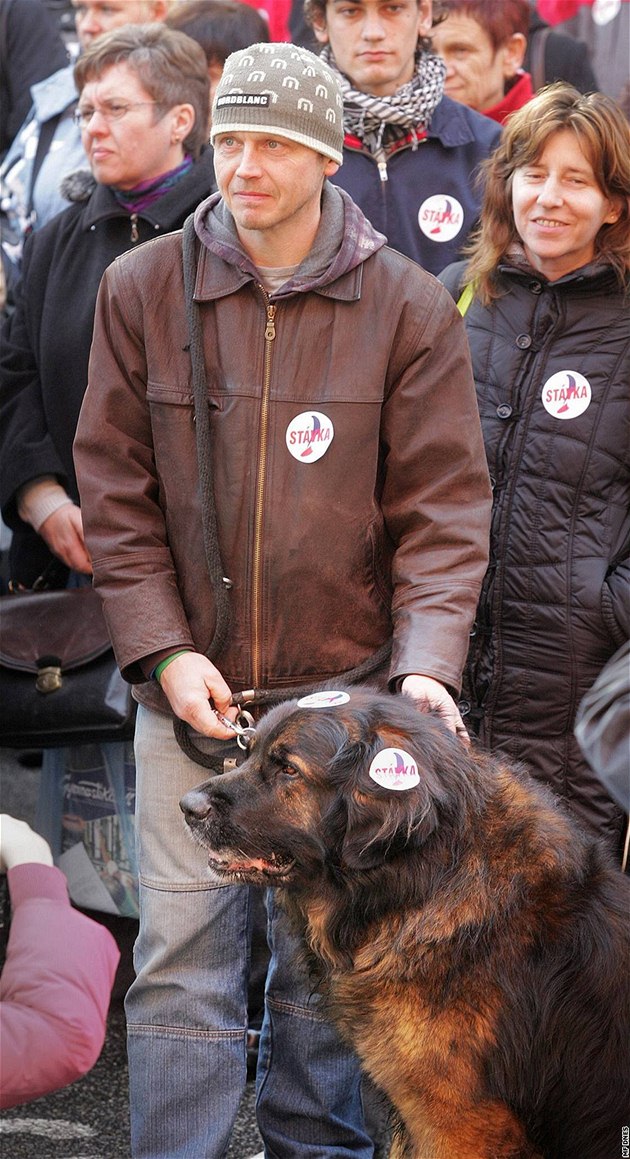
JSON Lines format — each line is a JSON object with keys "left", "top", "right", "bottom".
{"left": 210, "top": 43, "right": 344, "bottom": 165}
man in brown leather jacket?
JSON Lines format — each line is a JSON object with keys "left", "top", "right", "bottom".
{"left": 75, "top": 42, "right": 491, "bottom": 1159}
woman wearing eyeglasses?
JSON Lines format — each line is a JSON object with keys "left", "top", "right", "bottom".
{"left": 0, "top": 23, "right": 213, "bottom": 590}
{"left": 0, "top": 26, "right": 213, "bottom": 932}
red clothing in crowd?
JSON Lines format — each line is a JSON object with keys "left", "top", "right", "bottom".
{"left": 538, "top": 0, "right": 591, "bottom": 20}
{"left": 239, "top": 0, "right": 292, "bottom": 41}
{"left": 538, "top": 0, "right": 628, "bottom": 22}
{"left": 484, "top": 71, "right": 535, "bottom": 124}
{"left": 0, "top": 863, "right": 119, "bottom": 1109}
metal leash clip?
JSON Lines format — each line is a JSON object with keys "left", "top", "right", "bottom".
{"left": 213, "top": 708, "right": 256, "bottom": 751}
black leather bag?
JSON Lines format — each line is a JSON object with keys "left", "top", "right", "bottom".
{"left": 0, "top": 587, "right": 136, "bottom": 748}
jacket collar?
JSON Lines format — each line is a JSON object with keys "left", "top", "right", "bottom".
{"left": 483, "top": 72, "right": 534, "bottom": 126}
{"left": 79, "top": 149, "right": 216, "bottom": 232}
{"left": 343, "top": 94, "right": 497, "bottom": 157}
{"left": 498, "top": 247, "right": 621, "bottom": 291}
{"left": 192, "top": 181, "right": 387, "bottom": 303}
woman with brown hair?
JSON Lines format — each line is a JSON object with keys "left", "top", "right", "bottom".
{"left": 0, "top": 25, "right": 214, "bottom": 930}
{"left": 440, "top": 83, "right": 630, "bottom": 858}
{"left": 0, "top": 22, "right": 212, "bottom": 589}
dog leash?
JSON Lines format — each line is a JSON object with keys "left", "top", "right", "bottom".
{"left": 173, "top": 641, "right": 393, "bottom": 771}
{"left": 174, "top": 216, "right": 392, "bottom": 771}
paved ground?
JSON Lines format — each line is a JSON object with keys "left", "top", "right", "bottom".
{"left": 0, "top": 747, "right": 264, "bottom": 1159}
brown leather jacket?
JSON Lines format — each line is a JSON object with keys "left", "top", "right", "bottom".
{"left": 74, "top": 184, "right": 491, "bottom": 715}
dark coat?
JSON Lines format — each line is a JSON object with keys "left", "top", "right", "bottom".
{"left": 0, "top": 0, "right": 68, "bottom": 158}
{"left": 0, "top": 149, "right": 216, "bottom": 586}
{"left": 332, "top": 96, "right": 501, "bottom": 275}
{"left": 440, "top": 258, "right": 630, "bottom": 850}
{"left": 73, "top": 185, "right": 491, "bottom": 711}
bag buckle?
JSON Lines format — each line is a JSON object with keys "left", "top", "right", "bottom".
{"left": 36, "top": 657, "right": 63, "bottom": 694}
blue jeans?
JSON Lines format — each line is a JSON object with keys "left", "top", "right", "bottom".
{"left": 127, "top": 705, "right": 374, "bottom": 1158}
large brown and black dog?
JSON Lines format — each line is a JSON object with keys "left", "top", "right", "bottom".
{"left": 180, "top": 687, "right": 630, "bottom": 1159}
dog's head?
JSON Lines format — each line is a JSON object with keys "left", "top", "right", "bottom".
{"left": 180, "top": 686, "right": 481, "bottom": 888}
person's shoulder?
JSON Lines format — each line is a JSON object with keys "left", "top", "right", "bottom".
{"left": 372, "top": 242, "right": 436, "bottom": 282}
{"left": 430, "top": 96, "right": 502, "bottom": 150}
{"left": 437, "top": 260, "right": 469, "bottom": 300}
{"left": 30, "top": 62, "right": 77, "bottom": 122}
{"left": 371, "top": 245, "right": 463, "bottom": 312}
{"left": 111, "top": 229, "right": 187, "bottom": 282}
{"left": 21, "top": 195, "right": 85, "bottom": 266}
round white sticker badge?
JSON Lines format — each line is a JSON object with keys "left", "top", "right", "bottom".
{"left": 541, "top": 370, "right": 592, "bottom": 420}
{"left": 286, "top": 411, "right": 334, "bottom": 463}
{"left": 592, "top": 0, "right": 621, "bottom": 26}
{"left": 296, "top": 691, "right": 351, "bottom": 708}
{"left": 368, "top": 749, "right": 420, "bottom": 791}
{"left": 418, "top": 195, "right": 464, "bottom": 243}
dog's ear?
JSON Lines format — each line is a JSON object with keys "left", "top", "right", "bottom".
{"left": 330, "top": 722, "right": 443, "bottom": 871}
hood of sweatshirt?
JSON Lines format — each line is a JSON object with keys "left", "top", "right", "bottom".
{"left": 193, "top": 180, "right": 387, "bottom": 298}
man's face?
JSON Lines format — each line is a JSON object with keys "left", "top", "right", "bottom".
{"left": 431, "top": 12, "right": 524, "bottom": 112}
{"left": 313, "top": 0, "right": 432, "bottom": 97}
{"left": 71, "top": 0, "right": 167, "bottom": 49}
{"left": 213, "top": 131, "right": 338, "bottom": 259}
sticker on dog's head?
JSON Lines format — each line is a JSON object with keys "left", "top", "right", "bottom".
{"left": 297, "top": 691, "right": 351, "bottom": 708}
{"left": 369, "top": 748, "right": 420, "bottom": 791}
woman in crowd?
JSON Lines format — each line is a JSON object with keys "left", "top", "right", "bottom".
{"left": 0, "top": 23, "right": 213, "bottom": 919}
{"left": 0, "top": 22, "right": 212, "bottom": 590}
{"left": 440, "top": 84, "right": 630, "bottom": 858}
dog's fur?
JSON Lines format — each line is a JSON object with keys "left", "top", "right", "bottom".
{"left": 181, "top": 688, "right": 630, "bottom": 1159}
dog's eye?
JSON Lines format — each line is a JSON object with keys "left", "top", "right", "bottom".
{"left": 281, "top": 763, "right": 299, "bottom": 778}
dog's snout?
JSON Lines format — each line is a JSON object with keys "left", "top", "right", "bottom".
{"left": 180, "top": 787, "right": 213, "bottom": 821}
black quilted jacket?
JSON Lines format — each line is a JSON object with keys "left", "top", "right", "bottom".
{"left": 441, "top": 257, "right": 630, "bottom": 851}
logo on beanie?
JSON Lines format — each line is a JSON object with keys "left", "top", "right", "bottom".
{"left": 216, "top": 94, "right": 270, "bottom": 108}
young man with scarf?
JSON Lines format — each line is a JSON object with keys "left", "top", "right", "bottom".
{"left": 306, "top": 0, "right": 501, "bottom": 274}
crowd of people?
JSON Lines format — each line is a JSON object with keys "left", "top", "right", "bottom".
{"left": 0, "top": 0, "right": 628, "bottom": 1155}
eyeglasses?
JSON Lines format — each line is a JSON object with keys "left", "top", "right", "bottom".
{"left": 73, "top": 100, "right": 162, "bottom": 128}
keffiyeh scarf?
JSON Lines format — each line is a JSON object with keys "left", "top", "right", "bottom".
{"left": 320, "top": 45, "right": 446, "bottom": 163}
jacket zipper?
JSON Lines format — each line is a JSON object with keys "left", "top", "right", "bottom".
{"left": 130, "top": 213, "right": 139, "bottom": 243}
{"left": 252, "top": 293, "right": 276, "bottom": 687}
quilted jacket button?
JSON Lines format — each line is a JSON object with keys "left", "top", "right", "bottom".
{"left": 516, "top": 333, "right": 532, "bottom": 349}
{"left": 496, "top": 404, "right": 513, "bottom": 419}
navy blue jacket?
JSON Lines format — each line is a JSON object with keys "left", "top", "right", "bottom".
{"left": 332, "top": 96, "right": 501, "bottom": 274}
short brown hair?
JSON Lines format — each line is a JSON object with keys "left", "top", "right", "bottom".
{"left": 166, "top": 0, "right": 269, "bottom": 67}
{"left": 304, "top": 0, "right": 444, "bottom": 53}
{"left": 436, "top": 0, "right": 529, "bottom": 50}
{"left": 465, "top": 84, "right": 630, "bottom": 300}
{"left": 74, "top": 23, "right": 210, "bottom": 159}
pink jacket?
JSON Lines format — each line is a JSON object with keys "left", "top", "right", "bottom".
{"left": 0, "top": 863, "right": 119, "bottom": 1108}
